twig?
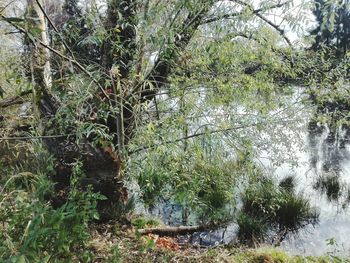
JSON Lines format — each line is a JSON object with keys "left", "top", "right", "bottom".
{"left": 34, "top": 0, "right": 76, "bottom": 58}
{"left": 232, "top": 0, "right": 292, "bottom": 47}
{"left": 255, "top": 12, "right": 292, "bottom": 46}
{"left": 129, "top": 124, "right": 251, "bottom": 154}
{"left": 203, "top": 1, "right": 290, "bottom": 24}
{"left": 0, "top": 0, "right": 16, "bottom": 14}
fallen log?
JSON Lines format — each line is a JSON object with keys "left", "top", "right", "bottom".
{"left": 0, "top": 90, "right": 32, "bottom": 108}
{"left": 138, "top": 225, "right": 214, "bottom": 236}
{"left": 0, "top": 96, "right": 25, "bottom": 108}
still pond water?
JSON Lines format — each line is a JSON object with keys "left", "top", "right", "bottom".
{"left": 149, "top": 105, "right": 350, "bottom": 256}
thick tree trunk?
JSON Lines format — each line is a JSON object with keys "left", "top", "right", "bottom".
{"left": 25, "top": 0, "right": 125, "bottom": 220}
{"left": 47, "top": 136, "right": 124, "bottom": 219}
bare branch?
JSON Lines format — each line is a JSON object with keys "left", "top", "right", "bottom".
{"left": 0, "top": 134, "right": 71, "bottom": 141}
{"left": 129, "top": 123, "right": 253, "bottom": 155}
{"left": 138, "top": 224, "right": 215, "bottom": 236}
{"left": 202, "top": 10, "right": 244, "bottom": 24}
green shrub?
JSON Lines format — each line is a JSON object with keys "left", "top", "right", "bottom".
{"left": 276, "top": 191, "right": 318, "bottom": 231}
{"left": 131, "top": 216, "right": 160, "bottom": 229}
{"left": 0, "top": 160, "right": 104, "bottom": 262}
{"left": 137, "top": 167, "right": 170, "bottom": 208}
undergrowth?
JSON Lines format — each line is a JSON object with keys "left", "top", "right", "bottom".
{"left": 0, "top": 141, "right": 104, "bottom": 262}
{"left": 0, "top": 142, "right": 347, "bottom": 262}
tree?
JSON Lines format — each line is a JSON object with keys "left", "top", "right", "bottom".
{"left": 1, "top": 0, "right": 308, "bottom": 219}
{"left": 310, "top": 0, "right": 350, "bottom": 56}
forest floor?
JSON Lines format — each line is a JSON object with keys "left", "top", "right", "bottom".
{"left": 86, "top": 223, "right": 348, "bottom": 263}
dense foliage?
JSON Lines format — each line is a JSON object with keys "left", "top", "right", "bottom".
{"left": 310, "top": 0, "right": 350, "bottom": 56}
{"left": 0, "top": 0, "right": 349, "bottom": 261}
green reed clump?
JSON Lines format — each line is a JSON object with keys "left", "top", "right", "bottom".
{"left": 237, "top": 212, "right": 269, "bottom": 245}
{"left": 238, "top": 176, "right": 318, "bottom": 245}
{"left": 276, "top": 191, "right": 318, "bottom": 230}
{"left": 314, "top": 173, "right": 342, "bottom": 201}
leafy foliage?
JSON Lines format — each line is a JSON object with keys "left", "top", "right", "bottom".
{"left": 310, "top": 0, "right": 350, "bottom": 56}
{"left": 1, "top": 0, "right": 350, "bottom": 260}
{"left": 0, "top": 147, "right": 103, "bottom": 262}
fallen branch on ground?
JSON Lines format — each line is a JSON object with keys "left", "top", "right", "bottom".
{"left": 138, "top": 225, "right": 213, "bottom": 236}
{"left": 0, "top": 90, "right": 32, "bottom": 108}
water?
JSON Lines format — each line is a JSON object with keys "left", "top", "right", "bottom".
{"left": 279, "top": 123, "right": 350, "bottom": 256}
{"left": 148, "top": 105, "right": 350, "bottom": 256}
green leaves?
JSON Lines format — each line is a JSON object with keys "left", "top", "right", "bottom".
{"left": 0, "top": 158, "right": 100, "bottom": 262}
{"left": 9, "top": 255, "right": 27, "bottom": 263}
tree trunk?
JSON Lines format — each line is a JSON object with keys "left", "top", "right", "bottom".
{"left": 22, "top": 0, "right": 214, "bottom": 221}
{"left": 25, "top": 0, "right": 125, "bottom": 220}
{"left": 25, "top": 0, "right": 57, "bottom": 117}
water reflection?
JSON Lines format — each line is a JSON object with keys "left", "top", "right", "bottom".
{"left": 280, "top": 120, "right": 350, "bottom": 256}
{"left": 147, "top": 114, "right": 350, "bottom": 255}
{"left": 314, "top": 172, "right": 342, "bottom": 202}
{"left": 309, "top": 122, "right": 350, "bottom": 204}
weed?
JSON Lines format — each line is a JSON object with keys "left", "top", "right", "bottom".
{"left": 131, "top": 215, "right": 160, "bottom": 229}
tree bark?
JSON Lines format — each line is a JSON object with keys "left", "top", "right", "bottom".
{"left": 0, "top": 90, "right": 32, "bottom": 108}
{"left": 26, "top": 0, "right": 56, "bottom": 117}
{"left": 0, "top": 93, "right": 30, "bottom": 108}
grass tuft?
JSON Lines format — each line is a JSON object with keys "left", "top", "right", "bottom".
{"left": 314, "top": 173, "right": 342, "bottom": 201}
{"left": 238, "top": 176, "right": 318, "bottom": 245}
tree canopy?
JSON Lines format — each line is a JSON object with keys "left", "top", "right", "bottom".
{"left": 310, "top": 0, "right": 350, "bottom": 56}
